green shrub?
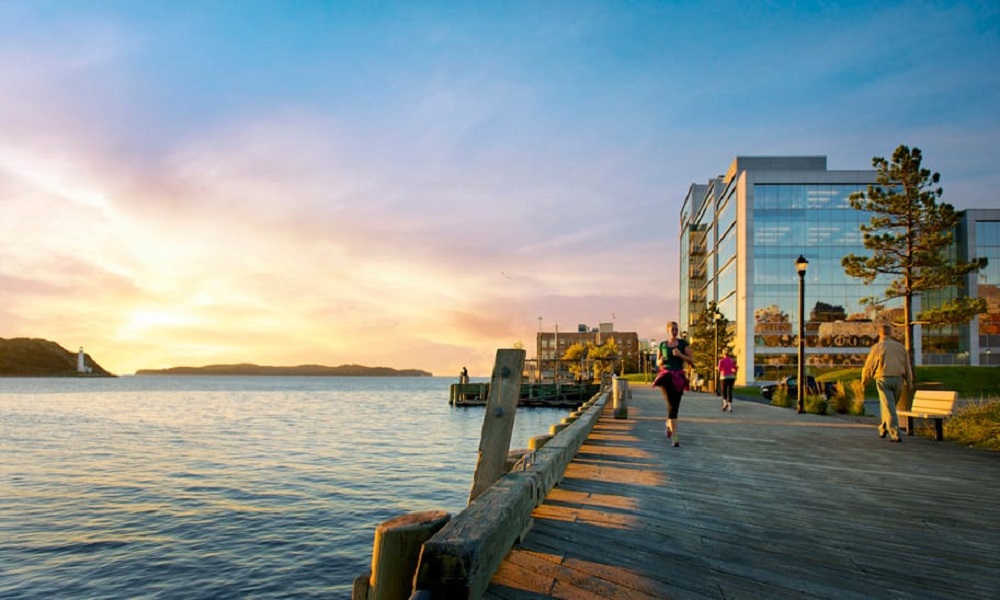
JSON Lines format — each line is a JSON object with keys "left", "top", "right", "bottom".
{"left": 805, "top": 394, "right": 828, "bottom": 415}
{"left": 771, "top": 387, "right": 793, "bottom": 408}
{"left": 827, "top": 381, "right": 866, "bottom": 415}
{"left": 828, "top": 393, "right": 849, "bottom": 413}
{"left": 849, "top": 379, "right": 864, "bottom": 400}
{"left": 828, "top": 381, "right": 849, "bottom": 413}
{"left": 946, "top": 398, "right": 1000, "bottom": 450}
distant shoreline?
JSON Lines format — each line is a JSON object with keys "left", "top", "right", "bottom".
{"left": 134, "top": 364, "right": 433, "bottom": 377}
{"left": 0, "top": 337, "right": 114, "bottom": 377}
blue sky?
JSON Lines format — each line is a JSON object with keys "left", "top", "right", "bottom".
{"left": 1, "top": 1, "right": 998, "bottom": 375}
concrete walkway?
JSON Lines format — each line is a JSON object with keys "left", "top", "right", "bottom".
{"left": 486, "top": 387, "right": 1000, "bottom": 599}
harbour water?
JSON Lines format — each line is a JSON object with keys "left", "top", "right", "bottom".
{"left": 0, "top": 376, "right": 570, "bottom": 598}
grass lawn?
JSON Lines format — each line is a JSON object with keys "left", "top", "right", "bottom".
{"left": 815, "top": 366, "right": 999, "bottom": 400}
{"left": 732, "top": 366, "right": 999, "bottom": 450}
{"left": 731, "top": 366, "right": 997, "bottom": 400}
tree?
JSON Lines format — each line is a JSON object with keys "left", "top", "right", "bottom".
{"left": 562, "top": 343, "right": 587, "bottom": 379}
{"left": 842, "top": 145, "right": 988, "bottom": 365}
{"left": 689, "top": 302, "right": 735, "bottom": 387}
{"left": 588, "top": 338, "right": 620, "bottom": 378}
{"left": 562, "top": 339, "right": 620, "bottom": 380}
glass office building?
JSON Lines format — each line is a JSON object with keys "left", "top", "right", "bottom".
{"left": 966, "top": 210, "right": 1000, "bottom": 366}
{"left": 680, "top": 157, "right": 998, "bottom": 384}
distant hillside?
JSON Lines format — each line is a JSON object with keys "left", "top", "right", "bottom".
{"left": 0, "top": 337, "right": 114, "bottom": 377}
{"left": 135, "top": 363, "right": 433, "bottom": 377}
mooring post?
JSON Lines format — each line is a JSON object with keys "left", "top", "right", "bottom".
{"left": 353, "top": 510, "right": 451, "bottom": 600}
{"left": 468, "top": 348, "right": 525, "bottom": 503}
{"left": 529, "top": 434, "right": 553, "bottom": 450}
{"left": 613, "top": 375, "right": 628, "bottom": 419}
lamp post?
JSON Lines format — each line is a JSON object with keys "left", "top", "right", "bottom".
{"left": 713, "top": 309, "right": 723, "bottom": 395}
{"left": 795, "top": 255, "right": 809, "bottom": 413}
{"left": 554, "top": 322, "right": 559, "bottom": 383}
{"left": 647, "top": 340, "right": 654, "bottom": 382}
{"left": 537, "top": 316, "right": 543, "bottom": 383}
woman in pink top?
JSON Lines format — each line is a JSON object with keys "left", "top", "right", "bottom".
{"left": 717, "top": 352, "right": 738, "bottom": 412}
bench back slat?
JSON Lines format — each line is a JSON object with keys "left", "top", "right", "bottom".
{"left": 910, "top": 390, "right": 958, "bottom": 414}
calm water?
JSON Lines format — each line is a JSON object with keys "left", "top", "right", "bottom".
{"left": 0, "top": 376, "right": 569, "bottom": 599}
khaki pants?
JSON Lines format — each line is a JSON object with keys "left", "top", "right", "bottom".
{"left": 875, "top": 376, "right": 903, "bottom": 440}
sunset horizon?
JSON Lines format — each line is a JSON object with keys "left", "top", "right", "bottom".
{"left": 3, "top": 2, "right": 997, "bottom": 378}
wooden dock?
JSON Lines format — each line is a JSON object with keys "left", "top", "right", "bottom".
{"left": 485, "top": 387, "right": 1000, "bottom": 599}
{"left": 451, "top": 382, "right": 602, "bottom": 408}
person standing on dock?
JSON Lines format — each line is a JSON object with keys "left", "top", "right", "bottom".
{"left": 652, "top": 321, "right": 695, "bottom": 447}
{"left": 459, "top": 366, "right": 469, "bottom": 384}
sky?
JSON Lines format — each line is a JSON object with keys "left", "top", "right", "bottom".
{"left": 1, "top": 1, "right": 998, "bottom": 377}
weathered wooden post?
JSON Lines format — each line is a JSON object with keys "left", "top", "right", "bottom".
{"left": 505, "top": 448, "right": 531, "bottom": 472}
{"left": 468, "top": 348, "right": 525, "bottom": 503}
{"left": 613, "top": 375, "right": 628, "bottom": 419}
{"left": 353, "top": 510, "right": 451, "bottom": 600}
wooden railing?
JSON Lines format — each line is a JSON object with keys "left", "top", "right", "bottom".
{"left": 352, "top": 350, "right": 623, "bottom": 599}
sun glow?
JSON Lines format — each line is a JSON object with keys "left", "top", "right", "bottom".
{"left": 118, "top": 310, "right": 204, "bottom": 339}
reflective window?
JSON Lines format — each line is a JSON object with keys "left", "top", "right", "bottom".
{"left": 718, "top": 257, "right": 736, "bottom": 302}
{"left": 719, "top": 193, "right": 736, "bottom": 233}
{"left": 718, "top": 226, "right": 737, "bottom": 267}
{"left": 751, "top": 184, "right": 902, "bottom": 379}
{"left": 976, "top": 221, "right": 1000, "bottom": 347}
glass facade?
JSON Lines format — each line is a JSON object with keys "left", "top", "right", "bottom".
{"left": 683, "top": 181, "right": 716, "bottom": 335}
{"left": 976, "top": 220, "right": 1000, "bottom": 365}
{"left": 679, "top": 158, "right": 995, "bottom": 384}
{"left": 751, "top": 184, "right": 902, "bottom": 380}
{"left": 920, "top": 228, "right": 967, "bottom": 364}
{"left": 717, "top": 187, "right": 737, "bottom": 320}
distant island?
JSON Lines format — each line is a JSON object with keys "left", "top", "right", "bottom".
{"left": 135, "top": 363, "right": 433, "bottom": 377}
{"left": 0, "top": 337, "right": 115, "bottom": 377}
{"left": 0, "top": 337, "right": 432, "bottom": 378}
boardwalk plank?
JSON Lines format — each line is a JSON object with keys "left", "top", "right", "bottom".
{"left": 487, "top": 388, "right": 1000, "bottom": 599}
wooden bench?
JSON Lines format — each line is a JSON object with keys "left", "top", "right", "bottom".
{"left": 898, "top": 390, "right": 958, "bottom": 441}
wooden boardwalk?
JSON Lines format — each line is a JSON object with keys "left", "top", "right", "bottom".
{"left": 486, "top": 387, "right": 1000, "bottom": 599}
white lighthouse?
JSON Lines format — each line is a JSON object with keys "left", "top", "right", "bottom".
{"left": 77, "top": 347, "right": 92, "bottom": 374}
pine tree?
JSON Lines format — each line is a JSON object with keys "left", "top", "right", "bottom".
{"left": 689, "top": 302, "right": 734, "bottom": 388}
{"left": 842, "top": 145, "right": 988, "bottom": 364}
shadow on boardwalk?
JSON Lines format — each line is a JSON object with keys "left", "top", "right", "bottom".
{"left": 487, "top": 388, "right": 1000, "bottom": 599}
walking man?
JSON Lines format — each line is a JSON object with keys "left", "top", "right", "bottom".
{"left": 861, "top": 324, "right": 913, "bottom": 443}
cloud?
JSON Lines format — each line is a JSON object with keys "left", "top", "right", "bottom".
{"left": 0, "top": 1, "right": 996, "bottom": 377}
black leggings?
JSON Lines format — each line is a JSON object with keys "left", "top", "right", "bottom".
{"left": 654, "top": 370, "right": 686, "bottom": 419}
{"left": 666, "top": 391, "right": 682, "bottom": 419}
{"left": 721, "top": 378, "right": 735, "bottom": 402}
{"left": 657, "top": 382, "right": 683, "bottom": 419}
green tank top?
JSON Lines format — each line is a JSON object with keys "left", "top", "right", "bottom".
{"left": 659, "top": 339, "right": 688, "bottom": 370}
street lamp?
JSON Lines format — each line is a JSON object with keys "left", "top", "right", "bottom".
{"left": 713, "top": 309, "right": 723, "bottom": 395}
{"left": 537, "top": 316, "right": 543, "bottom": 383}
{"left": 795, "top": 255, "right": 809, "bottom": 413}
{"left": 647, "top": 340, "right": 655, "bottom": 382}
